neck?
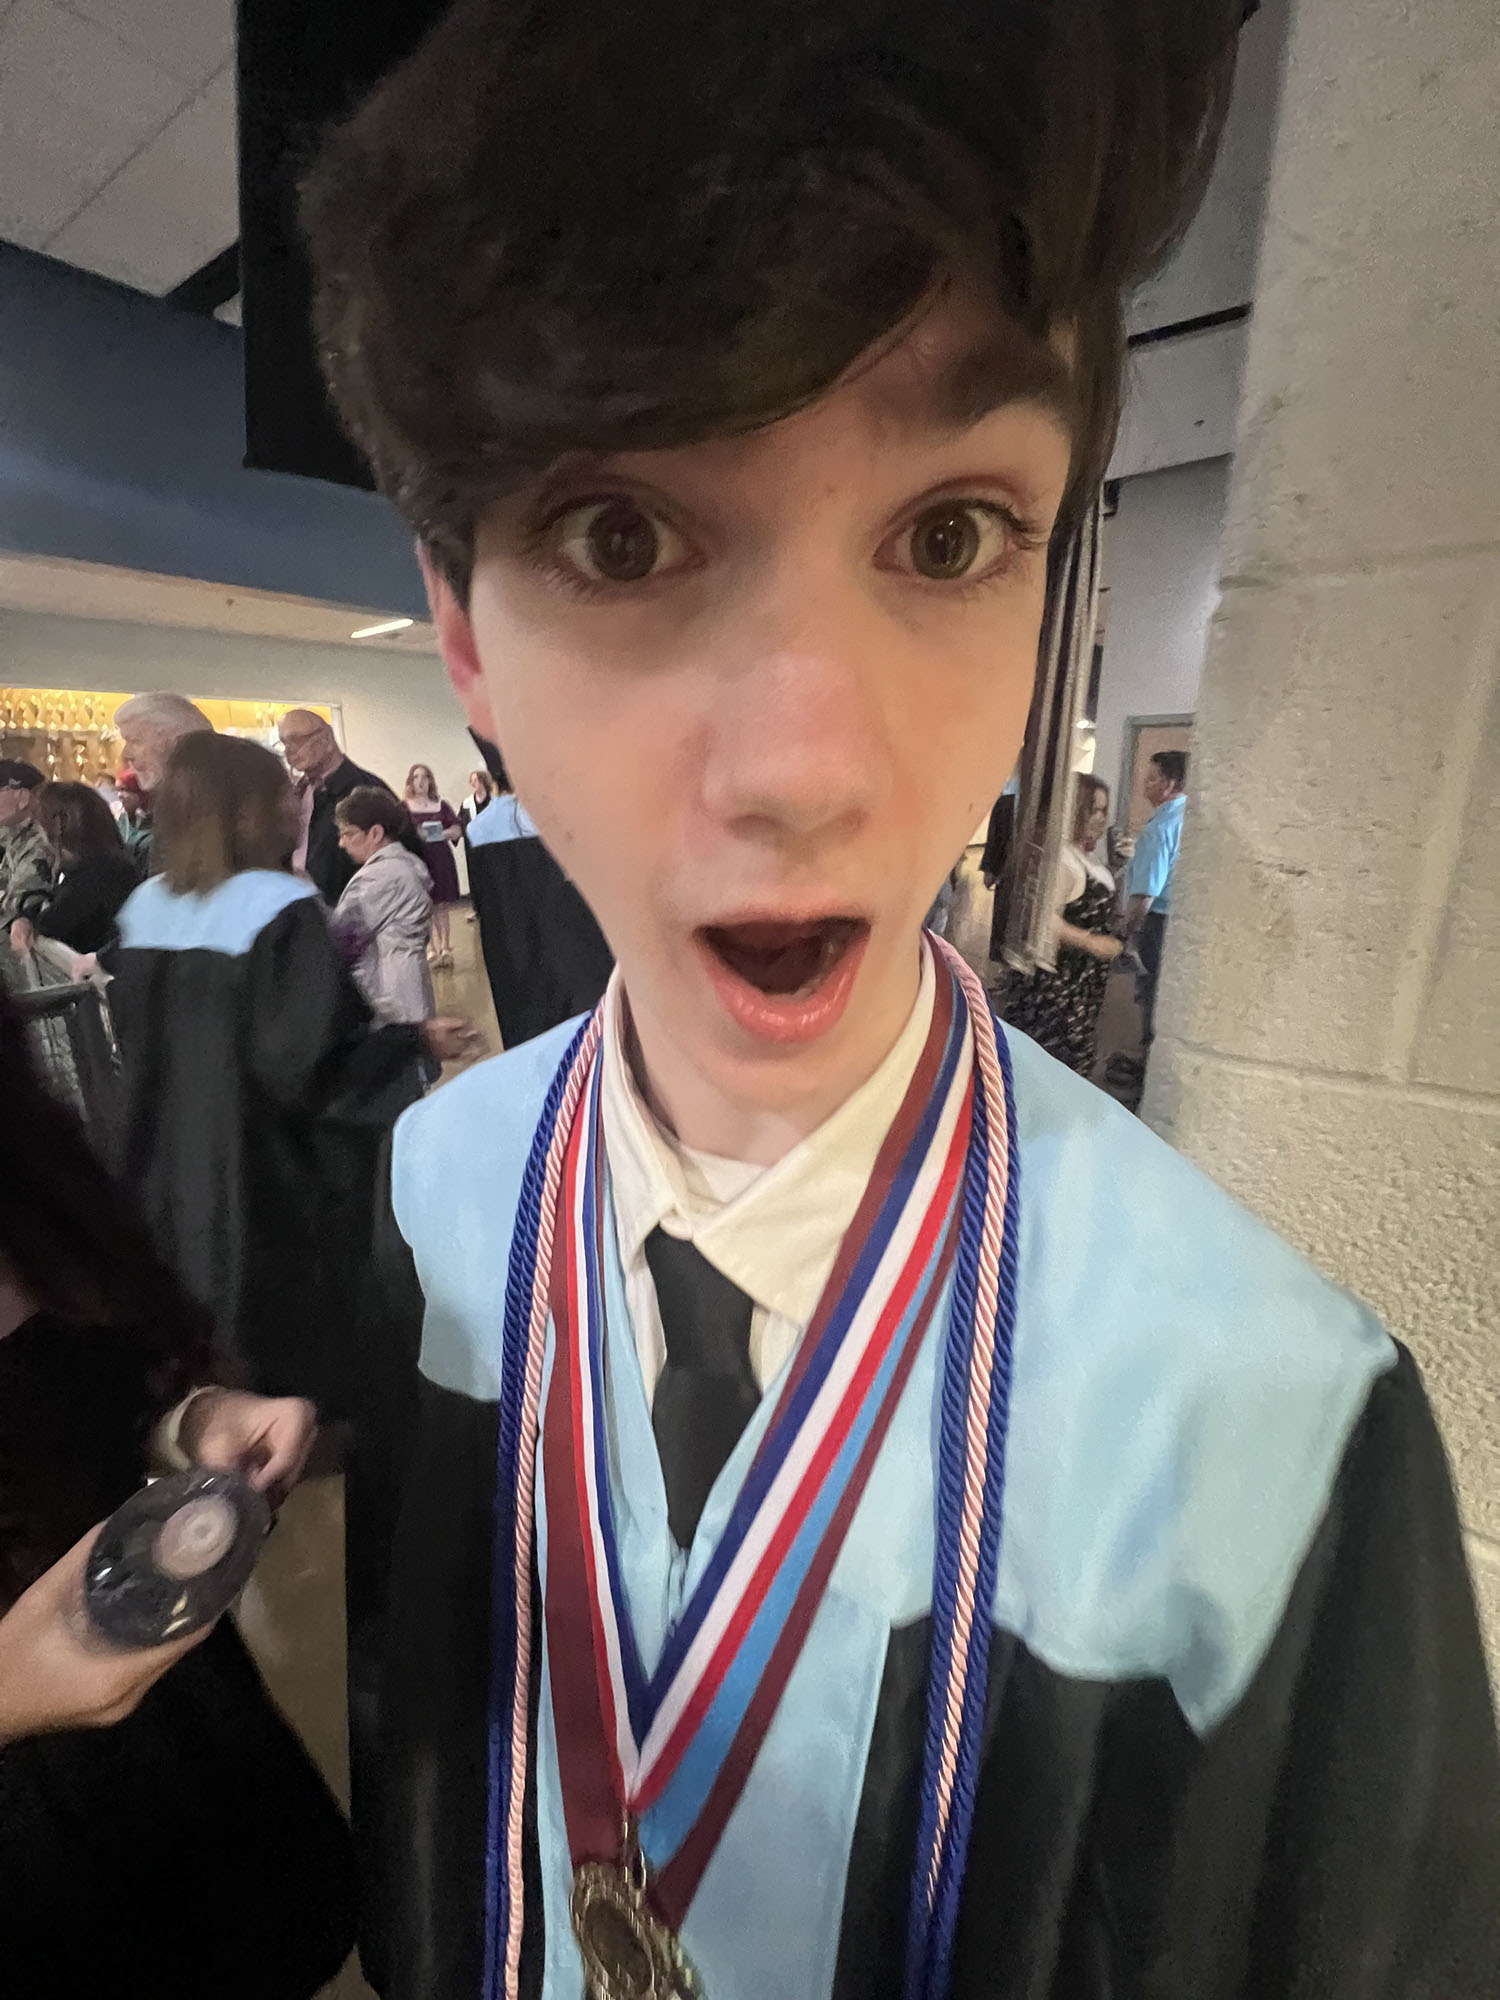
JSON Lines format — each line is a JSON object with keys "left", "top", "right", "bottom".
{"left": 623, "top": 941, "right": 923, "bottom": 1168}
{"left": 309, "top": 749, "right": 344, "bottom": 786}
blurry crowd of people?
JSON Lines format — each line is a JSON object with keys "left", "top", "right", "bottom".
{"left": 0, "top": 702, "right": 524, "bottom": 1995}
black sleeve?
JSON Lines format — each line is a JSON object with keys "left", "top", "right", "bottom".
{"left": 343, "top": 1139, "right": 431, "bottom": 1998}
{"left": 471, "top": 840, "right": 611, "bottom": 1048}
{"left": 379, "top": 1377, "right": 543, "bottom": 2000}
{"left": 929, "top": 1345, "right": 1500, "bottom": 2000}
{"left": 1243, "top": 1343, "right": 1500, "bottom": 1995}
{"left": 244, "top": 899, "right": 425, "bottom": 1127}
{"left": 28, "top": 855, "right": 139, "bottom": 953}
{"left": 374, "top": 1205, "right": 545, "bottom": 1998}
{"left": 1069, "top": 1344, "right": 1500, "bottom": 2000}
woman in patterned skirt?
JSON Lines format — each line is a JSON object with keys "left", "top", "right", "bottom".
{"left": 1002, "top": 775, "right": 1123, "bottom": 1075}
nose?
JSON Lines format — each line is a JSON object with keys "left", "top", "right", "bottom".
{"left": 697, "top": 579, "right": 894, "bottom": 856}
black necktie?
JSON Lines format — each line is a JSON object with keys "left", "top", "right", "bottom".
{"left": 645, "top": 1227, "right": 759, "bottom": 1549}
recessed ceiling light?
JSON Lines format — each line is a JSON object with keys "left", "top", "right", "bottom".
{"left": 350, "top": 616, "right": 415, "bottom": 639}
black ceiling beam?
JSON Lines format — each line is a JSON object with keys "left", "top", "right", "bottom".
{"left": 166, "top": 242, "right": 240, "bottom": 315}
{"left": 239, "top": 0, "right": 449, "bottom": 489}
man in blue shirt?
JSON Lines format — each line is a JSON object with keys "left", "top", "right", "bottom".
{"left": 1123, "top": 748, "right": 1188, "bottom": 1047}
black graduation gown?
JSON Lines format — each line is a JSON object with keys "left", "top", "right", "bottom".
{"left": 377, "top": 1353, "right": 1500, "bottom": 2000}
{"left": 466, "top": 802, "right": 613, "bottom": 1047}
{"left": 370, "top": 1021, "right": 1500, "bottom": 2000}
{"left": 106, "top": 867, "right": 425, "bottom": 1410}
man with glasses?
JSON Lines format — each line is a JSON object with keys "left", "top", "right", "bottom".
{"left": 276, "top": 709, "right": 391, "bottom": 903}
{"left": 0, "top": 760, "right": 53, "bottom": 946}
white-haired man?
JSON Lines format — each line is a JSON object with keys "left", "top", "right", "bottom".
{"left": 114, "top": 692, "right": 213, "bottom": 795}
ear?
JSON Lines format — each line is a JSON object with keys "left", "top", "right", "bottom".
{"left": 419, "top": 543, "right": 498, "bottom": 744}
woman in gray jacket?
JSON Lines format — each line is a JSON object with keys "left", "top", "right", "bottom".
{"left": 333, "top": 787, "right": 436, "bottom": 1027}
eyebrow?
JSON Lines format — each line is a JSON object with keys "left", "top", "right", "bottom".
{"left": 873, "top": 332, "right": 1081, "bottom": 439}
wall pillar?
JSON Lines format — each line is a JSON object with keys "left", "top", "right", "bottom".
{"left": 1145, "top": 0, "right": 1500, "bottom": 1657}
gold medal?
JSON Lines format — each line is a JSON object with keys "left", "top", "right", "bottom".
{"left": 570, "top": 1824, "right": 703, "bottom": 2000}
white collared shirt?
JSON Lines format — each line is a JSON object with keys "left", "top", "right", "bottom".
{"left": 600, "top": 949, "right": 938, "bottom": 1406}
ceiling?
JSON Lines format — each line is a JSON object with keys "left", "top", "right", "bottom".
{"left": 0, "top": 550, "right": 440, "bottom": 654}
{"left": 0, "top": 0, "right": 236, "bottom": 295}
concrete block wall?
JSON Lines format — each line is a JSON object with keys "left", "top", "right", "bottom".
{"left": 1144, "top": 0, "right": 1500, "bottom": 1663}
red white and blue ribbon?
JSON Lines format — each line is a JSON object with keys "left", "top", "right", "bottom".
{"left": 482, "top": 935, "right": 1021, "bottom": 2000}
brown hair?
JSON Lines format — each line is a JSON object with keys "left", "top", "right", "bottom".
{"left": 336, "top": 784, "right": 416, "bottom": 844}
{"left": 1150, "top": 749, "right": 1189, "bottom": 789}
{"left": 1071, "top": 773, "right": 1110, "bottom": 843}
{"left": 36, "top": 781, "right": 123, "bottom": 864}
{"left": 404, "top": 763, "right": 438, "bottom": 801}
{"left": 301, "top": 0, "right": 1242, "bottom": 596}
{"left": 154, "top": 734, "right": 295, "bottom": 894}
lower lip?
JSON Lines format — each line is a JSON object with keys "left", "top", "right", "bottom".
{"left": 695, "top": 927, "right": 870, "bottom": 1046}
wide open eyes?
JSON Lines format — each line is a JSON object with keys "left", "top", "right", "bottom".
{"left": 881, "top": 499, "right": 1033, "bottom": 585}
{"left": 550, "top": 498, "right": 694, "bottom": 586}
{"left": 531, "top": 490, "right": 1042, "bottom": 596}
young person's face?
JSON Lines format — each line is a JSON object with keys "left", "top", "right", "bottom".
{"left": 431, "top": 291, "right": 1075, "bottom": 1147}
{"left": 1078, "top": 789, "right": 1110, "bottom": 851}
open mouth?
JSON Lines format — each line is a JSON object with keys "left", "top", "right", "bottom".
{"left": 701, "top": 916, "right": 867, "bottom": 998}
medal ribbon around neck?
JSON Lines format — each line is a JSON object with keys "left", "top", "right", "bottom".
{"left": 545, "top": 954, "right": 970, "bottom": 1919}
{"left": 482, "top": 936, "right": 1021, "bottom": 2000}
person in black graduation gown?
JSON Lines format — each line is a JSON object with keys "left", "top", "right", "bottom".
{"left": 104, "top": 733, "right": 483, "bottom": 1992}
{"left": 0, "top": 987, "right": 356, "bottom": 2000}
{"left": 464, "top": 733, "right": 613, "bottom": 1047}
{"left": 104, "top": 733, "right": 474, "bottom": 1410}
{"left": 299, "top": 3, "right": 1500, "bottom": 1995}
{"left": 457, "top": 765, "right": 494, "bottom": 832}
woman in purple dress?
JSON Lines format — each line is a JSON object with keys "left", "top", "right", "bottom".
{"left": 402, "top": 763, "right": 462, "bottom": 966}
